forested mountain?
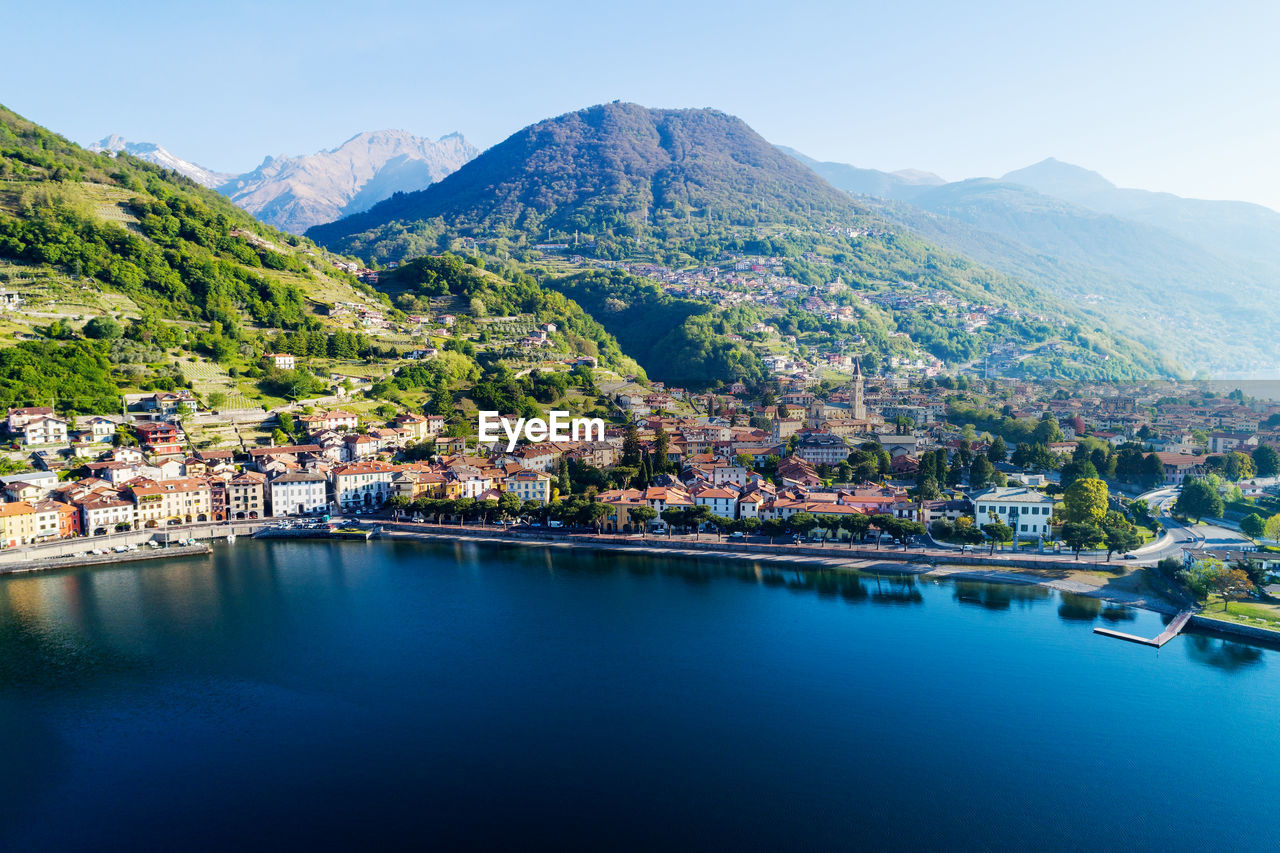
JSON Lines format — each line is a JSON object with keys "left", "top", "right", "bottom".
{"left": 218, "top": 130, "right": 478, "bottom": 234}
{"left": 307, "top": 102, "right": 864, "bottom": 257}
{"left": 783, "top": 146, "right": 1280, "bottom": 374}
{"left": 0, "top": 105, "right": 380, "bottom": 330}
{"left": 304, "top": 103, "right": 1168, "bottom": 380}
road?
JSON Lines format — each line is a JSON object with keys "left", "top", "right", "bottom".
{"left": 1132, "top": 486, "right": 1254, "bottom": 561}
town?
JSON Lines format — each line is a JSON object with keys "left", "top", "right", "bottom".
{"left": 5, "top": 353, "right": 1280, "bottom": 602}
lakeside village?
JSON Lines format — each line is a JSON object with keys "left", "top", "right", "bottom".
{"left": 5, "top": 357, "right": 1280, "bottom": 596}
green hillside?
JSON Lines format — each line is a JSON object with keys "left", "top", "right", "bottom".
{"left": 0, "top": 104, "right": 379, "bottom": 335}
{"left": 308, "top": 103, "right": 1170, "bottom": 380}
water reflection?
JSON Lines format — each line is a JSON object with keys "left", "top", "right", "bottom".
{"left": 952, "top": 580, "right": 1051, "bottom": 611}
{"left": 1183, "top": 634, "right": 1266, "bottom": 672}
{"left": 1058, "top": 593, "right": 1104, "bottom": 622}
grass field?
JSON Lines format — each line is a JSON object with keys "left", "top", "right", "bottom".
{"left": 1198, "top": 595, "right": 1280, "bottom": 631}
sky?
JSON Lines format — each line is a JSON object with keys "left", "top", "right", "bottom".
{"left": 6, "top": 0, "right": 1280, "bottom": 208}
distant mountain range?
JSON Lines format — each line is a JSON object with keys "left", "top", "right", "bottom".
{"left": 777, "top": 150, "right": 1280, "bottom": 374}
{"left": 88, "top": 134, "right": 232, "bottom": 188}
{"left": 90, "top": 130, "right": 478, "bottom": 233}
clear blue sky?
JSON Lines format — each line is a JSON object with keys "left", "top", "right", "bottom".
{"left": 7, "top": 0, "right": 1280, "bottom": 208}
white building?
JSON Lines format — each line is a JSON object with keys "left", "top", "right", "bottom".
{"left": 23, "top": 416, "right": 68, "bottom": 446}
{"left": 331, "top": 460, "right": 398, "bottom": 509}
{"left": 971, "top": 486, "right": 1055, "bottom": 538}
{"left": 269, "top": 471, "right": 329, "bottom": 516}
{"left": 694, "top": 487, "right": 739, "bottom": 520}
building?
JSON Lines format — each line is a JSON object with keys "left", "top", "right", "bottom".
{"left": 504, "top": 468, "right": 553, "bottom": 504}
{"left": 0, "top": 501, "right": 39, "bottom": 547}
{"left": 79, "top": 491, "right": 135, "bottom": 535}
{"left": 694, "top": 487, "right": 739, "bottom": 519}
{"left": 228, "top": 471, "right": 267, "bottom": 519}
{"left": 299, "top": 410, "right": 359, "bottom": 433}
{"left": 794, "top": 433, "right": 848, "bottom": 466}
{"left": 266, "top": 353, "right": 296, "bottom": 370}
{"left": 22, "top": 415, "right": 68, "bottom": 446}
{"left": 970, "top": 486, "right": 1055, "bottom": 539}
{"left": 7, "top": 406, "right": 54, "bottom": 433}
{"left": 331, "top": 460, "right": 400, "bottom": 509}
{"left": 82, "top": 416, "right": 117, "bottom": 444}
{"left": 130, "top": 478, "right": 213, "bottom": 527}
{"left": 134, "top": 421, "right": 184, "bottom": 457}
{"left": 269, "top": 471, "right": 329, "bottom": 517}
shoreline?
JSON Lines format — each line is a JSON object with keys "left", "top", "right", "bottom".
{"left": 4, "top": 521, "right": 1276, "bottom": 647}
{"left": 377, "top": 526, "right": 1182, "bottom": 614}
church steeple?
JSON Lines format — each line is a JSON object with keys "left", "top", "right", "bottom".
{"left": 850, "top": 359, "right": 866, "bottom": 421}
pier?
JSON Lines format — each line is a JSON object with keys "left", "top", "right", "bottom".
{"left": 1094, "top": 609, "right": 1194, "bottom": 647}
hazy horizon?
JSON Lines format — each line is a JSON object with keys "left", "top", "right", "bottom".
{"left": 7, "top": 0, "right": 1280, "bottom": 210}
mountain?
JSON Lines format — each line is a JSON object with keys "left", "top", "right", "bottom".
{"left": 88, "top": 135, "right": 232, "bottom": 188}
{"left": 218, "top": 130, "right": 478, "bottom": 234}
{"left": 781, "top": 147, "right": 1280, "bottom": 373}
{"left": 1002, "top": 157, "right": 1280, "bottom": 268}
{"left": 306, "top": 102, "right": 866, "bottom": 256}
{"left": 779, "top": 146, "right": 944, "bottom": 200}
{"left": 0, "top": 105, "right": 376, "bottom": 338}
{"left": 308, "top": 103, "right": 1167, "bottom": 381}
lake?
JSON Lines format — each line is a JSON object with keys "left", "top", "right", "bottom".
{"left": 2, "top": 540, "right": 1277, "bottom": 851}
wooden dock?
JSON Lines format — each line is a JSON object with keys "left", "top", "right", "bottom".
{"left": 1094, "top": 609, "right": 1194, "bottom": 647}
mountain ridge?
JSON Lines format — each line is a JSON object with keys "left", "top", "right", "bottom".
{"left": 90, "top": 129, "right": 479, "bottom": 234}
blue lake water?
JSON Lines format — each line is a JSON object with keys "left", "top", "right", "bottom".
{"left": 1, "top": 540, "right": 1277, "bottom": 851}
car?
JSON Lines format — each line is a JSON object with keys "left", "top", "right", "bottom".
{"left": 1123, "top": 554, "right": 1138, "bottom": 560}
{"left": 729, "top": 531, "right": 745, "bottom": 540}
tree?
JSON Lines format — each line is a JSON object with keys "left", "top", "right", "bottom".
{"left": 652, "top": 424, "right": 671, "bottom": 474}
{"left": 1140, "top": 453, "right": 1166, "bottom": 489}
{"left": 915, "top": 475, "right": 941, "bottom": 501}
{"left": 842, "top": 513, "right": 871, "bottom": 548}
{"left": 987, "top": 435, "right": 1007, "bottom": 463}
{"left": 761, "top": 518, "right": 786, "bottom": 543}
{"left": 270, "top": 428, "right": 289, "bottom": 446}
{"left": 788, "top": 512, "right": 818, "bottom": 540}
{"left": 1264, "top": 513, "right": 1280, "bottom": 542}
{"left": 1128, "top": 498, "right": 1153, "bottom": 527}
{"left": 1241, "top": 512, "right": 1266, "bottom": 539}
{"left": 628, "top": 505, "right": 656, "bottom": 535}
{"left": 1222, "top": 451, "right": 1255, "bottom": 482}
{"left": 708, "top": 515, "right": 734, "bottom": 540}
{"left": 1032, "top": 415, "right": 1063, "bottom": 445}
{"left": 583, "top": 501, "right": 610, "bottom": 534}
{"left": 621, "top": 422, "right": 641, "bottom": 466}
{"left": 1103, "top": 526, "right": 1143, "bottom": 562}
{"left": 1210, "top": 567, "right": 1255, "bottom": 611}
{"left": 981, "top": 521, "right": 1013, "bottom": 555}
{"left": 1059, "top": 458, "right": 1098, "bottom": 490}
{"left": 1061, "top": 522, "right": 1103, "bottom": 559}
{"left": 83, "top": 315, "right": 122, "bottom": 340}
{"left": 1062, "top": 477, "right": 1108, "bottom": 524}
{"left": 1174, "top": 478, "right": 1224, "bottom": 522}
{"left": 1251, "top": 444, "right": 1280, "bottom": 477}
{"left": 498, "top": 491, "right": 523, "bottom": 520}
{"left": 969, "top": 455, "right": 994, "bottom": 490}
